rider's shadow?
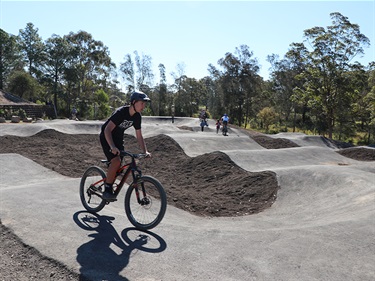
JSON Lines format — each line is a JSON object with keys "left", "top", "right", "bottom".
{"left": 73, "top": 211, "right": 167, "bottom": 281}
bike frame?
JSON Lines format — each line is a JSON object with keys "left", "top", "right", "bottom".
{"left": 113, "top": 159, "right": 138, "bottom": 196}
{"left": 92, "top": 155, "right": 144, "bottom": 201}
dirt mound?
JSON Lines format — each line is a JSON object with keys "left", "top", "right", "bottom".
{"left": 337, "top": 147, "right": 375, "bottom": 161}
{"left": 142, "top": 135, "right": 278, "bottom": 216}
{"left": 177, "top": 125, "right": 194, "bottom": 131}
{"left": 0, "top": 130, "right": 279, "bottom": 217}
{"left": 230, "top": 125, "right": 300, "bottom": 149}
{"left": 1, "top": 129, "right": 371, "bottom": 217}
{"left": 252, "top": 135, "right": 300, "bottom": 149}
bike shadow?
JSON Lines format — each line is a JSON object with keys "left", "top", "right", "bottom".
{"left": 73, "top": 211, "right": 167, "bottom": 281}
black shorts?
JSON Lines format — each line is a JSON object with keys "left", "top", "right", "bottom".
{"left": 99, "top": 132, "right": 124, "bottom": 161}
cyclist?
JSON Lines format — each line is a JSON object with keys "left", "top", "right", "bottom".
{"left": 99, "top": 91, "right": 151, "bottom": 201}
{"left": 221, "top": 113, "right": 229, "bottom": 136}
{"left": 199, "top": 109, "right": 209, "bottom": 132}
{"left": 71, "top": 107, "right": 78, "bottom": 120}
{"left": 199, "top": 109, "right": 208, "bottom": 121}
{"left": 215, "top": 119, "right": 221, "bottom": 134}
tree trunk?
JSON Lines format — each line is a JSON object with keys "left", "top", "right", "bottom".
{"left": 328, "top": 108, "right": 334, "bottom": 139}
{"left": 54, "top": 69, "right": 58, "bottom": 114}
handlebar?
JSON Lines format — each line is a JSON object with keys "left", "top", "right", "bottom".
{"left": 120, "top": 151, "right": 150, "bottom": 159}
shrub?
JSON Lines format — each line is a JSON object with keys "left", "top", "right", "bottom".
{"left": 17, "top": 108, "right": 27, "bottom": 119}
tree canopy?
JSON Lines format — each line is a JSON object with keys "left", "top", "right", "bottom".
{"left": 0, "top": 12, "right": 373, "bottom": 144}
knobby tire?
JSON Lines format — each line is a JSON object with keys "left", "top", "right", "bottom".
{"left": 125, "top": 175, "right": 167, "bottom": 230}
{"left": 80, "top": 166, "right": 107, "bottom": 213}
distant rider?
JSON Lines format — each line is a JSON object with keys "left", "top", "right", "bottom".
{"left": 199, "top": 109, "right": 208, "bottom": 131}
{"left": 216, "top": 119, "right": 221, "bottom": 134}
{"left": 221, "top": 113, "right": 229, "bottom": 136}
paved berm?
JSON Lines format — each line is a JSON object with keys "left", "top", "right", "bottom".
{"left": 0, "top": 117, "right": 374, "bottom": 281}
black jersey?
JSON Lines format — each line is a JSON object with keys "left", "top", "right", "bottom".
{"left": 101, "top": 106, "right": 141, "bottom": 142}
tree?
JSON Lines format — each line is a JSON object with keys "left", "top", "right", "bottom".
{"left": 120, "top": 53, "right": 135, "bottom": 92}
{"left": 173, "top": 77, "right": 201, "bottom": 117}
{"left": 18, "top": 23, "right": 45, "bottom": 78}
{"left": 119, "top": 51, "right": 154, "bottom": 93}
{"left": 257, "top": 107, "right": 278, "bottom": 132}
{"left": 170, "top": 62, "right": 187, "bottom": 115}
{"left": 157, "top": 63, "right": 168, "bottom": 115}
{"left": 64, "top": 30, "right": 115, "bottom": 117}
{"left": 0, "top": 29, "right": 24, "bottom": 90}
{"left": 207, "top": 64, "right": 225, "bottom": 118}
{"left": 353, "top": 62, "right": 375, "bottom": 144}
{"left": 44, "top": 34, "right": 72, "bottom": 110}
{"left": 8, "top": 70, "right": 44, "bottom": 101}
{"left": 299, "top": 12, "right": 370, "bottom": 138}
{"left": 200, "top": 76, "right": 217, "bottom": 116}
{"left": 94, "top": 89, "right": 110, "bottom": 119}
{"left": 214, "top": 45, "right": 260, "bottom": 126}
{"left": 268, "top": 43, "right": 309, "bottom": 132}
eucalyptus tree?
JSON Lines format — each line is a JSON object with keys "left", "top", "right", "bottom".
{"left": 170, "top": 62, "right": 186, "bottom": 99}
{"left": 217, "top": 51, "right": 241, "bottom": 120}
{"left": 213, "top": 45, "right": 260, "bottom": 127}
{"left": 207, "top": 63, "right": 225, "bottom": 118}
{"left": 172, "top": 76, "right": 199, "bottom": 117}
{"left": 352, "top": 62, "right": 375, "bottom": 143}
{"left": 157, "top": 63, "right": 168, "bottom": 115}
{"left": 268, "top": 54, "right": 294, "bottom": 124}
{"left": 268, "top": 42, "right": 309, "bottom": 131}
{"left": 334, "top": 62, "right": 368, "bottom": 139}
{"left": 188, "top": 77, "right": 206, "bottom": 116}
{"left": 364, "top": 64, "right": 375, "bottom": 143}
{"left": 296, "top": 12, "right": 370, "bottom": 138}
{"left": 64, "top": 30, "right": 115, "bottom": 118}
{"left": 18, "top": 23, "right": 46, "bottom": 78}
{"left": 134, "top": 51, "right": 154, "bottom": 90}
{"left": 120, "top": 53, "right": 135, "bottom": 93}
{"left": 44, "top": 34, "right": 72, "bottom": 111}
{"left": 199, "top": 76, "right": 215, "bottom": 113}
{"left": 168, "top": 62, "right": 187, "bottom": 116}
{"left": 0, "top": 29, "right": 24, "bottom": 90}
{"left": 175, "top": 75, "right": 209, "bottom": 116}
{"left": 119, "top": 51, "right": 154, "bottom": 95}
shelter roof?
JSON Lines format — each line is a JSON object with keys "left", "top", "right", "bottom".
{"left": 0, "top": 89, "right": 34, "bottom": 105}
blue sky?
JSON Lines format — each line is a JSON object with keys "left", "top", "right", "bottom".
{"left": 1, "top": 0, "right": 374, "bottom": 85}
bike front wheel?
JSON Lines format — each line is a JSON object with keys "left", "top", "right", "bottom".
{"left": 80, "top": 166, "right": 107, "bottom": 213}
{"left": 125, "top": 175, "right": 167, "bottom": 230}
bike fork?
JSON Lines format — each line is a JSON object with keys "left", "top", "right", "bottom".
{"left": 133, "top": 181, "right": 149, "bottom": 206}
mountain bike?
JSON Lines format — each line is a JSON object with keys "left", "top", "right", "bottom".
{"left": 222, "top": 123, "right": 228, "bottom": 136}
{"left": 80, "top": 151, "right": 167, "bottom": 230}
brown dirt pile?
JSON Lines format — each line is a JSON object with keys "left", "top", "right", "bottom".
{"left": 0, "top": 130, "right": 278, "bottom": 217}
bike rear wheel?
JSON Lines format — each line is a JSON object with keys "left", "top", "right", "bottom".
{"left": 125, "top": 175, "right": 167, "bottom": 230}
{"left": 223, "top": 125, "right": 228, "bottom": 136}
{"left": 80, "top": 166, "right": 107, "bottom": 213}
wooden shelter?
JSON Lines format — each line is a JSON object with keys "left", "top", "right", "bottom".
{"left": 0, "top": 89, "right": 55, "bottom": 119}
